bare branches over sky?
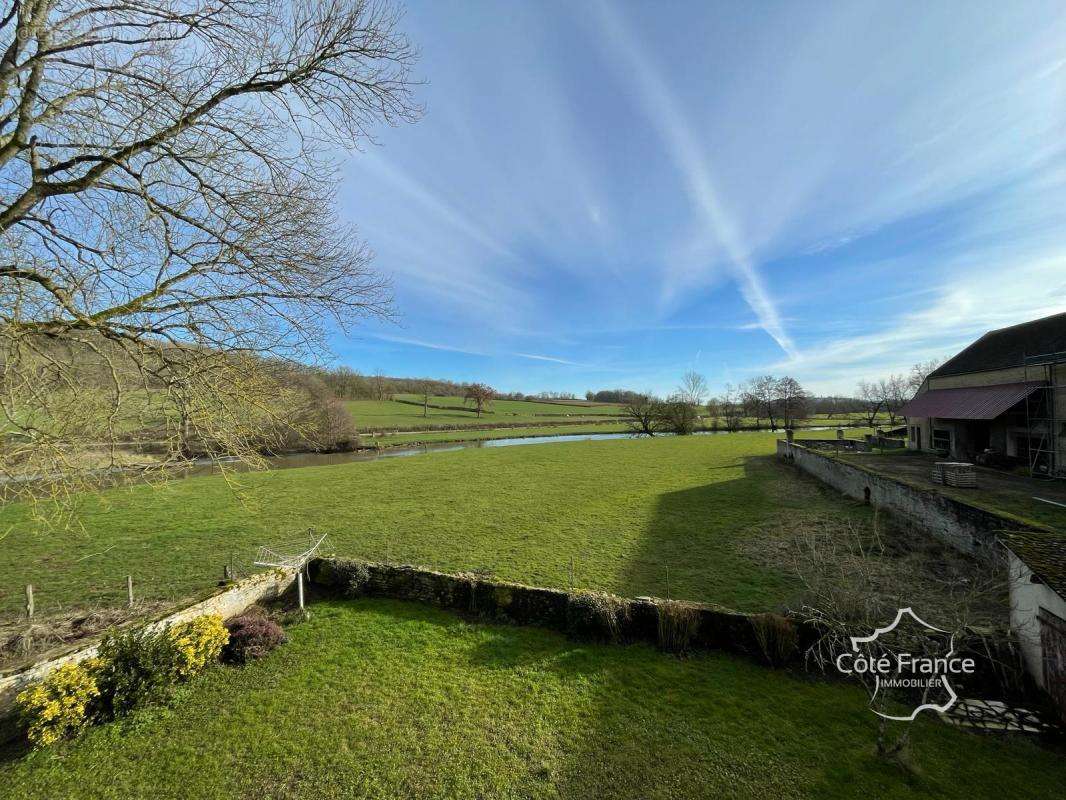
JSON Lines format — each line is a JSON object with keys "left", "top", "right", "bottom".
{"left": 0, "top": 0, "right": 420, "bottom": 510}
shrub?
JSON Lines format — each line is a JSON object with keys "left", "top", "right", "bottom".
{"left": 170, "top": 615, "right": 229, "bottom": 679}
{"left": 95, "top": 627, "right": 184, "bottom": 718}
{"left": 222, "top": 614, "right": 287, "bottom": 664}
{"left": 567, "top": 592, "right": 630, "bottom": 643}
{"left": 16, "top": 659, "right": 103, "bottom": 748}
{"left": 751, "top": 613, "right": 799, "bottom": 667}
{"left": 343, "top": 562, "right": 373, "bottom": 598}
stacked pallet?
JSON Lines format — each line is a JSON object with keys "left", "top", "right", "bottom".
{"left": 932, "top": 462, "right": 977, "bottom": 488}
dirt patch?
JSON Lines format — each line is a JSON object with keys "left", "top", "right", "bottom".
{"left": 0, "top": 600, "right": 173, "bottom": 671}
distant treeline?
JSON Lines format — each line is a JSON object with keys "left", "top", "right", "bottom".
{"left": 308, "top": 366, "right": 583, "bottom": 402}
{"left": 306, "top": 367, "right": 467, "bottom": 401}
{"left": 584, "top": 389, "right": 648, "bottom": 404}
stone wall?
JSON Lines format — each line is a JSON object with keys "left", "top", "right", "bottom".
{"left": 777, "top": 440, "right": 1044, "bottom": 555}
{"left": 0, "top": 568, "right": 296, "bottom": 736}
{"left": 308, "top": 558, "right": 1020, "bottom": 701}
{"left": 309, "top": 558, "right": 809, "bottom": 663}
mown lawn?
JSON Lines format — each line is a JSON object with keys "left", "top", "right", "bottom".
{"left": 0, "top": 433, "right": 871, "bottom": 622}
{"left": 2, "top": 599, "right": 1061, "bottom": 800}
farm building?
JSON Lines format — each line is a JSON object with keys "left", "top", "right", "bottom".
{"left": 1000, "top": 530, "right": 1066, "bottom": 721}
{"left": 900, "top": 312, "right": 1066, "bottom": 476}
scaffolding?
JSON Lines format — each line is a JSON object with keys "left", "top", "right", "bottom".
{"left": 1023, "top": 350, "right": 1066, "bottom": 479}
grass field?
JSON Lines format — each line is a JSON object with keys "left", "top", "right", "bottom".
{"left": 0, "top": 433, "right": 874, "bottom": 626}
{"left": 345, "top": 396, "right": 625, "bottom": 432}
{"left": 2, "top": 599, "right": 1062, "bottom": 799}
{"left": 345, "top": 396, "right": 888, "bottom": 434}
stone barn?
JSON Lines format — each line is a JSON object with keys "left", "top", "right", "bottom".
{"left": 900, "top": 312, "right": 1066, "bottom": 476}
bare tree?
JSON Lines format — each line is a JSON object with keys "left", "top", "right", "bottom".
{"left": 463, "top": 383, "right": 494, "bottom": 418}
{"left": 0, "top": 0, "right": 420, "bottom": 512}
{"left": 856, "top": 380, "right": 886, "bottom": 428}
{"left": 678, "top": 371, "right": 708, "bottom": 408}
{"left": 370, "top": 371, "right": 392, "bottom": 402}
{"left": 719, "top": 384, "right": 744, "bottom": 432}
{"left": 775, "top": 376, "right": 808, "bottom": 428}
{"left": 908, "top": 358, "right": 943, "bottom": 395}
{"left": 883, "top": 375, "right": 909, "bottom": 427}
{"left": 792, "top": 518, "right": 1012, "bottom": 765}
{"left": 744, "top": 375, "right": 780, "bottom": 431}
{"left": 420, "top": 381, "right": 432, "bottom": 417}
{"left": 659, "top": 395, "right": 697, "bottom": 435}
{"left": 622, "top": 394, "right": 661, "bottom": 436}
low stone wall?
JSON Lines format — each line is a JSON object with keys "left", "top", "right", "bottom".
{"left": 778, "top": 440, "right": 1042, "bottom": 554}
{"left": 308, "top": 558, "right": 1022, "bottom": 700}
{"left": 0, "top": 568, "right": 296, "bottom": 735}
{"left": 309, "top": 558, "right": 810, "bottom": 662}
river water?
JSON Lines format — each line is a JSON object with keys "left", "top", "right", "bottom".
{"left": 183, "top": 427, "right": 840, "bottom": 477}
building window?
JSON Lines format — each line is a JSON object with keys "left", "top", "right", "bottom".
{"left": 932, "top": 428, "right": 951, "bottom": 453}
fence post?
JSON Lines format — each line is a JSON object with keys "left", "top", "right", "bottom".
{"left": 25, "top": 584, "right": 34, "bottom": 620}
{"left": 126, "top": 575, "right": 134, "bottom": 608}
{"left": 297, "top": 571, "right": 305, "bottom": 610}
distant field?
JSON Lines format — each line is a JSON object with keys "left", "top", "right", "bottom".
{"left": 345, "top": 396, "right": 625, "bottom": 432}
{"left": 394, "top": 395, "right": 625, "bottom": 416}
{"left": 346, "top": 396, "right": 891, "bottom": 434}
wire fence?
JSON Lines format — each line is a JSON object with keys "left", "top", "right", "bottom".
{"left": 1, "top": 531, "right": 712, "bottom": 668}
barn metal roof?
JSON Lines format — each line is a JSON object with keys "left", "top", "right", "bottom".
{"left": 899, "top": 381, "right": 1045, "bottom": 420}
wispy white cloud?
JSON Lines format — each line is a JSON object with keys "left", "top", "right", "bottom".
{"left": 768, "top": 251, "right": 1066, "bottom": 393}
{"left": 327, "top": 1, "right": 1066, "bottom": 396}
{"left": 590, "top": 0, "right": 797, "bottom": 360}
{"left": 356, "top": 152, "right": 518, "bottom": 262}
{"left": 370, "top": 333, "right": 592, "bottom": 369}
{"left": 512, "top": 352, "right": 586, "bottom": 366}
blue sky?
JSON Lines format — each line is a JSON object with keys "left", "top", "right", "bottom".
{"left": 328, "top": 0, "right": 1066, "bottom": 396}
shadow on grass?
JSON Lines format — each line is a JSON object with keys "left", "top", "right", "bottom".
{"left": 612, "top": 454, "right": 832, "bottom": 612}
{"left": 543, "top": 451, "right": 962, "bottom": 798}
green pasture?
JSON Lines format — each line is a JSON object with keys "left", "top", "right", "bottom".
{"left": 0, "top": 433, "right": 871, "bottom": 622}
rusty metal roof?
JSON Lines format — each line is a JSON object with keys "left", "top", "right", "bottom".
{"left": 899, "top": 381, "right": 1045, "bottom": 420}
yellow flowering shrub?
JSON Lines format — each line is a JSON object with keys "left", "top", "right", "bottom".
{"left": 169, "top": 615, "right": 229, "bottom": 679}
{"left": 16, "top": 658, "right": 103, "bottom": 748}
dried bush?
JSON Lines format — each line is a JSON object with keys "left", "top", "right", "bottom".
{"left": 567, "top": 592, "right": 630, "bottom": 643}
{"left": 657, "top": 601, "right": 700, "bottom": 654}
{"left": 222, "top": 615, "right": 287, "bottom": 664}
{"left": 750, "top": 613, "right": 799, "bottom": 667}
